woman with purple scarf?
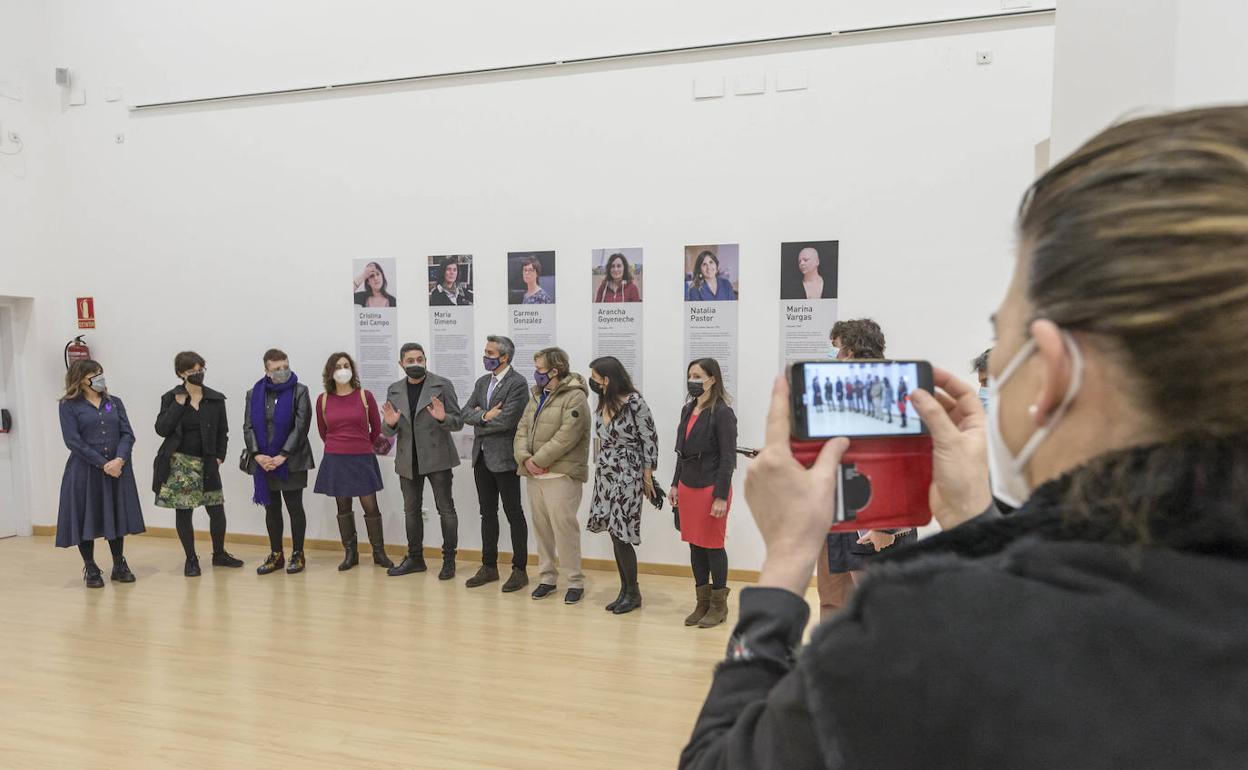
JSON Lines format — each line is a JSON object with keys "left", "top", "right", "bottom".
{"left": 242, "top": 348, "right": 315, "bottom": 574}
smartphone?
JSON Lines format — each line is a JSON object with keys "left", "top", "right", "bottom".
{"left": 788, "top": 359, "right": 935, "bottom": 532}
{"left": 789, "top": 359, "right": 933, "bottom": 441}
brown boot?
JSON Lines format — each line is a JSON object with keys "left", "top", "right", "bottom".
{"left": 698, "top": 587, "right": 731, "bottom": 628}
{"left": 684, "top": 584, "right": 712, "bottom": 626}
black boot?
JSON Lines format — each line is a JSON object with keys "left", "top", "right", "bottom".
{"left": 605, "top": 582, "right": 627, "bottom": 612}
{"left": 184, "top": 556, "right": 202, "bottom": 578}
{"left": 337, "top": 513, "right": 359, "bottom": 572}
{"left": 110, "top": 557, "right": 136, "bottom": 583}
{"left": 212, "top": 551, "right": 244, "bottom": 568}
{"left": 387, "top": 552, "right": 427, "bottom": 576}
{"left": 83, "top": 561, "right": 104, "bottom": 589}
{"left": 612, "top": 583, "right": 642, "bottom": 615}
{"left": 363, "top": 516, "right": 393, "bottom": 568}
{"left": 438, "top": 556, "right": 456, "bottom": 581}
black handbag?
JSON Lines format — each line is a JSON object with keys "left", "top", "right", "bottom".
{"left": 672, "top": 504, "right": 681, "bottom": 532}
{"left": 238, "top": 447, "right": 251, "bottom": 473}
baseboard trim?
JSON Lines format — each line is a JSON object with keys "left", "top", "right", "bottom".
{"left": 30, "top": 524, "right": 765, "bottom": 582}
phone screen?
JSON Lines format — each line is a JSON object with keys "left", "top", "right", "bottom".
{"left": 792, "top": 360, "right": 926, "bottom": 438}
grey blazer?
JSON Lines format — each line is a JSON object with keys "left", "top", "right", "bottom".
{"left": 380, "top": 372, "right": 463, "bottom": 479}
{"left": 461, "top": 366, "right": 529, "bottom": 473}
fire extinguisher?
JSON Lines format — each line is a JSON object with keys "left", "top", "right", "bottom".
{"left": 65, "top": 335, "right": 91, "bottom": 369}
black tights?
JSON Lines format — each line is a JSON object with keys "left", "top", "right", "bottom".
{"left": 335, "top": 493, "right": 381, "bottom": 518}
{"left": 611, "top": 535, "right": 638, "bottom": 587}
{"left": 78, "top": 538, "right": 124, "bottom": 564}
{"left": 265, "top": 490, "right": 307, "bottom": 553}
{"left": 175, "top": 504, "right": 227, "bottom": 559}
{"left": 690, "top": 544, "right": 728, "bottom": 589}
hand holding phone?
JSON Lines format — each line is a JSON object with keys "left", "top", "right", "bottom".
{"left": 746, "top": 376, "right": 851, "bottom": 595}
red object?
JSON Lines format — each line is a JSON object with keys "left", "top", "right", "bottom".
{"left": 791, "top": 435, "right": 933, "bottom": 532}
{"left": 76, "top": 297, "right": 95, "bottom": 329}
{"left": 65, "top": 335, "right": 91, "bottom": 369}
{"left": 316, "top": 389, "right": 381, "bottom": 454}
{"left": 677, "top": 412, "right": 732, "bottom": 549}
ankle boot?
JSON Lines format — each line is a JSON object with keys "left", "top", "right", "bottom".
{"left": 363, "top": 516, "right": 394, "bottom": 568}
{"left": 612, "top": 583, "right": 642, "bottom": 615}
{"left": 337, "top": 513, "right": 359, "bottom": 571}
{"left": 684, "top": 584, "right": 712, "bottom": 626}
{"left": 110, "top": 557, "right": 136, "bottom": 583}
{"left": 83, "top": 561, "right": 105, "bottom": 589}
{"left": 257, "top": 551, "right": 285, "bottom": 575}
{"left": 698, "top": 587, "right": 731, "bottom": 628}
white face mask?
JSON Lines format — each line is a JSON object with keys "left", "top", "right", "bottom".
{"left": 986, "top": 330, "right": 1084, "bottom": 508}
{"left": 333, "top": 368, "right": 353, "bottom": 385}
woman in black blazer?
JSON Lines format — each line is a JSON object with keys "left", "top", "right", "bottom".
{"left": 669, "top": 357, "right": 738, "bottom": 629}
{"left": 153, "top": 350, "right": 243, "bottom": 576}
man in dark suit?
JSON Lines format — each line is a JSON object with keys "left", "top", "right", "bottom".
{"left": 461, "top": 335, "right": 531, "bottom": 592}
{"left": 381, "top": 342, "right": 464, "bottom": 579}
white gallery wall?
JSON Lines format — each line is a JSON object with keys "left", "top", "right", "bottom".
{"left": 2, "top": 1, "right": 1056, "bottom": 570}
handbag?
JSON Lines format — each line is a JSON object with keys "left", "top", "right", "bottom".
{"left": 672, "top": 503, "right": 681, "bottom": 532}
{"left": 238, "top": 447, "right": 252, "bottom": 473}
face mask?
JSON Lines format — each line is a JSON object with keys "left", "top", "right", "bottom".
{"left": 588, "top": 379, "right": 604, "bottom": 396}
{"left": 269, "top": 368, "right": 292, "bottom": 384}
{"left": 986, "top": 331, "right": 1084, "bottom": 508}
{"left": 89, "top": 374, "right": 107, "bottom": 393}
{"left": 405, "top": 364, "right": 426, "bottom": 380}
{"left": 185, "top": 372, "right": 205, "bottom": 386}
{"left": 828, "top": 347, "right": 839, "bottom": 359}
{"left": 333, "top": 369, "right": 353, "bottom": 385}
{"left": 977, "top": 386, "right": 989, "bottom": 411}
{"left": 687, "top": 380, "right": 705, "bottom": 398}
{"left": 483, "top": 356, "right": 502, "bottom": 372}
{"left": 534, "top": 369, "right": 552, "bottom": 388}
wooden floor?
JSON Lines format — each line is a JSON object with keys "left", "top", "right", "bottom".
{"left": 0, "top": 534, "right": 817, "bottom": 769}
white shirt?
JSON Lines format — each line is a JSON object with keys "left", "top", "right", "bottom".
{"left": 486, "top": 363, "right": 510, "bottom": 405}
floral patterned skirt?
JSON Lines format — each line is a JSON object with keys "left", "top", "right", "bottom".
{"left": 155, "top": 453, "right": 225, "bottom": 509}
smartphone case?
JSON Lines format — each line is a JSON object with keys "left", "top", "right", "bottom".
{"left": 789, "top": 436, "right": 933, "bottom": 532}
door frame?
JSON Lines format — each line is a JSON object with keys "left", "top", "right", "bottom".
{"left": 0, "top": 298, "right": 35, "bottom": 537}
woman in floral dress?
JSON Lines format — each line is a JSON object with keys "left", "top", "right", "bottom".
{"left": 586, "top": 356, "right": 659, "bottom": 615}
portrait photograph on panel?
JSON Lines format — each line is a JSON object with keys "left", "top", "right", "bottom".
{"left": 683, "top": 244, "right": 739, "bottom": 301}
{"left": 353, "top": 258, "right": 398, "bottom": 308}
{"left": 779, "top": 241, "right": 838, "bottom": 300}
{"left": 591, "top": 248, "right": 643, "bottom": 303}
{"left": 508, "top": 250, "right": 556, "bottom": 305}
{"left": 428, "top": 254, "right": 474, "bottom": 306}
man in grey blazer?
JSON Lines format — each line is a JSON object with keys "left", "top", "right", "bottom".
{"left": 381, "top": 342, "right": 464, "bottom": 579}
{"left": 461, "top": 335, "right": 531, "bottom": 592}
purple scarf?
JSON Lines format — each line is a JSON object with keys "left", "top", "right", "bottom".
{"left": 251, "top": 373, "right": 299, "bottom": 505}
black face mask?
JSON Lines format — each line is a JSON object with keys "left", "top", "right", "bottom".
{"left": 186, "top": 372, "right": 205, "bottom": 386}
{"left": 687, "top": 380, "right": 705, "bottom": 398}
{"left": 404, "top": 365, "right": 427, "bottom": 380}
{"left": 588, "top": 379, "right": 605, "bottom": 396}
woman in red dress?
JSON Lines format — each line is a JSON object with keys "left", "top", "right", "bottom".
{"left": 668, "top": 357, "right": 738, "bottom": 628}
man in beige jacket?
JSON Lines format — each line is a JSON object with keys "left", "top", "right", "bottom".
{"left": 514, "top": 346, "right": 591, "bottom": 604}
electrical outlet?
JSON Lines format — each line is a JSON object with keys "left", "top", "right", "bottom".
{"left": 976, "top": 51, "right": 993, "bottom": 66}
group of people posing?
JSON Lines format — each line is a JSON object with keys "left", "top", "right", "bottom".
{"left": 55, "top": 337, "right": 740, "bottom": 627}
{"left": 809, "top": 371, "right": 910, "bottom": 427}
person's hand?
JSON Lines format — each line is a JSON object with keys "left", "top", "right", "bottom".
{"left": 643, "top": 468, "right": 655, "bottom": 499}
{"left": 668, "top": 486, "right": 679, "bottom": 507}
{"left": 524, "top": 458, "right": 547, "bottom": 476}
{"left": 270, "top": 455, "right": 286, "bottom": 470}
{"left": 254, "top": 454, "right": 273, "bottom": 471}
{"left": 747, "top": 375, "right": 851, "bottom": 595}
{"left": 102, "top": 459, "right": 123, "bottom": 478}
{"left": 382, "top": 400, "right": 401, "bottom": 427}
{"left": 483, "top": 404, "right": 503, "bottom": 422}
{"left": 217, "top": 458, "right": 224, "bottom": 465}
{"left": 910, "top": 367, "right": 993, "bottom": 530}
{"left": 428, "top": 395, "right": 446, "bottom": 422}
{"left": 710, "top": 498, "right": 729, "bottom": 519}
{"left": 174, "top": 393, "right": 187, "bottom": 405}
{"left": 857, "top": 530, "right": 896, "bottom": 552}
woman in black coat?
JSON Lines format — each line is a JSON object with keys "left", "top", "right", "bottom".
{"left": 679, "top": 107, "right": 1248, "bottom": 769}
{"left": 242, "top": 348, "right": 315, "bottom": 575}
{"left": 668, "top": 357, "right": 738, "bottom": 629}
{"left": 153, "top": 350, "right": 243, "bottom": 576}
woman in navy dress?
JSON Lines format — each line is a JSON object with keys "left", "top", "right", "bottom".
{"left": 56, "top": 359, "right": 146, "bottom": 588}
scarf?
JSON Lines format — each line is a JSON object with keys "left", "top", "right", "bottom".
{"left": 251, "top": 373, "right": 299, "bottom": 506}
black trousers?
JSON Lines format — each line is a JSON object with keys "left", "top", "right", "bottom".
{"left": 473, "top": 454, "right": 527, "bottom": 570}
{"left": 400, "top": 469, "right": 458, "bottom": 558}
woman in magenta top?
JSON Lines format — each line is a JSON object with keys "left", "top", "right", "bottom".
{"left": 313, "top": 352, "right": 394, "bottom": 571}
